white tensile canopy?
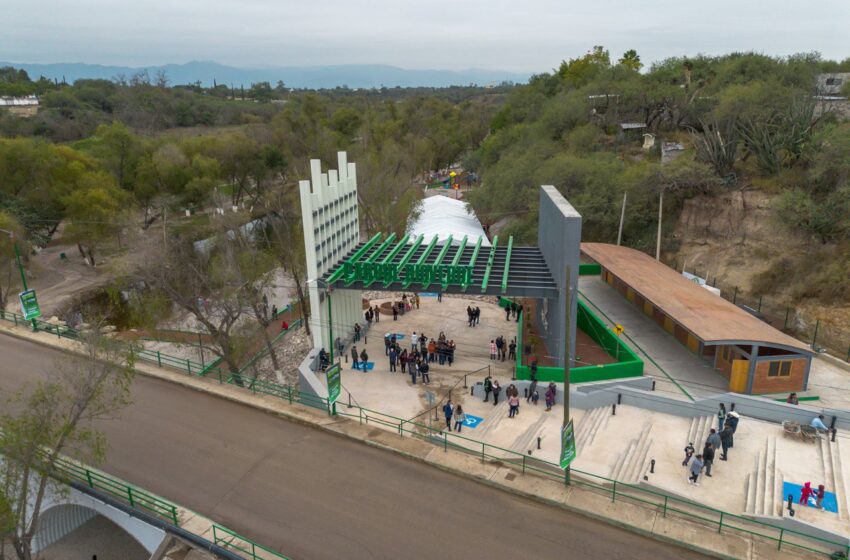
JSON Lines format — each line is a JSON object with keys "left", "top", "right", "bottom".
{"left": 406, "top": 195, "right": 490, "bottom": 246}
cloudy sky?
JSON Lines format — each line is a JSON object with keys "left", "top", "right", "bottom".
{"left": 3, "top": 0, "right": 848, "bottom": 71}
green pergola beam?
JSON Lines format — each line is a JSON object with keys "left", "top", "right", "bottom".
{"left": 394, "top": 234, "right": 424, "bottom": 287}
{"left": 423, "top": 235, "right": 452, "bottom": 290}
{"left": 462, "top": 236, "right": 484, "bottom": 292}
{"left": 404, "top": 234, "right": 439, "bottom": 288}
{"left": 480, "top": 235, "right": 499, "bottom": 293}
{"left": 444, "top": 235, "right": 467, "bottom": 290}
{"left": 500, "top": 236, "right": 514, "bottom": 294}
{"left": 327, "top": 232, "right": 382, "bottom": 284}
{"left": 366, "top": 233, "right": 397, "bottom": 263}
{"left": 364, "top": 233, "right": 408, "bottom": 288}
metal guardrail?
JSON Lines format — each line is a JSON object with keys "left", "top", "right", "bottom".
{"left": 213, "top": 525, "right": 291, "bottom": 560}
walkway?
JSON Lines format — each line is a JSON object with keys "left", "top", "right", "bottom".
{"left": 0, "top": 334, "right": 708, "bottom": 560}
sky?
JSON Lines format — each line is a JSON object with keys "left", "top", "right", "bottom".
{"left": 2, "top": 0, "right": 849, "bottom": 72}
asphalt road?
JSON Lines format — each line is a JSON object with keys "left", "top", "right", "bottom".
{"left": 0, "top": 335, "right": 710, "bottom": 560}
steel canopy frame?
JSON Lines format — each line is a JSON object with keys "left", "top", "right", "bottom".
{"left": 321, "top": 232, "right": 558, "bottom": 298}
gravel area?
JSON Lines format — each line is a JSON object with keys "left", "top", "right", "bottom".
{"left": 240, "top": 326, "right": 312, "bottom": 386}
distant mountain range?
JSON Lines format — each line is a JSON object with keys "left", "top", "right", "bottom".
{"left": 1, "top": 60, "right": 530, "bottom": 89}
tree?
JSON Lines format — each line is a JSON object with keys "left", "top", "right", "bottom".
{"left": 0, "top": 212, "right": 25, "bottom": 312}
{"left": 62, "top": 172, "right": 128, "bottom": 266}
{"left": 91, "top": 122, "right": 140, "bottom": 188}
{"left": 0, "top": 333, "right": 136, "bottom": 560}
{"left": 618, "top": 50, "right": 643, "bottom": 72}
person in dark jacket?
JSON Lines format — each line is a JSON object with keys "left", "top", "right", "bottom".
{"left": 724, "top": 411, "right": 740, "bottom": 449}
{"left": 351, "top": 346, "right": 359, "bottom": 370}
{"left": 443, "top": 400, "right": 454, "bottom": 431}
{"left": 419, "top": 360, "right": 430, "bottom": 384}
{"left": 483, "top": 375, "right": 493, "bottom": 402}
{"left": 492, "top": 380, "right": 502, "bottom": 405}
{"left": 719, "top": 426, "right": 733, "bottom": 461}
{"left": 389, "top": 346, "right": 398, "bottom": 372}
{"left": 702, "top": 443, "right": 715, "bottom": 477}
{"left": 359, "top": 349, "right": 369, "bottom": 371}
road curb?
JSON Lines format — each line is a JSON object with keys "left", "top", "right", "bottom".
{"left": 0, "top": 326, "right": 748, "bottom": 559}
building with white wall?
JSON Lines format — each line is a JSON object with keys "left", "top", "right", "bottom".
{"left": 299, "top": 152, "right": 363, "bottom": 353}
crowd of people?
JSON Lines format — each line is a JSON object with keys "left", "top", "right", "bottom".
{"left": 382, "top": 331, "right": 458, "bottom": 384}
{"left": 683, "top": 404, "right": 741, "bottom": 486}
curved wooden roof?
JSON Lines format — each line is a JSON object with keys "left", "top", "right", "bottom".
{"left": 581, "top": 243, "right": 811, "bottom": 354}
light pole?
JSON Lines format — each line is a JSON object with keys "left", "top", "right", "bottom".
{"left": 563, "top": 264, "right": 572, "bottom": 485}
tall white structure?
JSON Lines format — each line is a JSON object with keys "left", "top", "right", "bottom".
{"left": 299, "top": 152, "right": 362, "bottom": 353}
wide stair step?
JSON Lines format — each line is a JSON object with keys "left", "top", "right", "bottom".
{"left": 611, "top": 440, "right": 637, "bottom": 482}
{"left": 612, "top": 423, "right": 652, "bottom": 483}
{"left": 764, "top": 436, "right": 777, "bottom": 516}
{"left": 581, "top": 407, "right": 612, "bottom": 454}
{"left": 745, "top": 472, "right": 756, "bottom": 515}
{"left": 834, "top": 439, "right": 850, "bottom": 521}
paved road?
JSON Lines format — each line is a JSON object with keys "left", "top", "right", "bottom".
{"left": 0, "top": 335, "right": 709, "bottom": 560}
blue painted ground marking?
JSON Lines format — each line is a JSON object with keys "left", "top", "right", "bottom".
{"left": 351, "top": 362, "right": 375, "bottom": 371}
{"left": 783, "top": 482, "right": 838, "bottom": 513}
{"left": 418, "top": 292, "right": 439, "bottom": 297}
{"left": 463, "top": 414, "right": 484, "bottom": 428}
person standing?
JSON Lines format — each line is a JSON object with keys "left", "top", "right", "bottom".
{"left": 400, "top": 349, "right": 408, "bottom": 373}
{"left": 443, "top": 400, "right": 454, "bottom": 431}
{"left": 437, "top": 292, "right": 442, "bottom": 302}
{"left": 706, "top": 428, "right": 721, "bottom": 452}
{"left": 799, "top": 482, "right": 814, "bottom": 505}
{"left": 374, "top": 305, "right": 380, "bottom": 323}
{"left": 505, "top": 304, "right": 511, "bottom": 321}
{"left": 492, "top": 380, "right": 502, "bottom": 405}
{"left": 389, "top": 346, "right": 398, "bottom": 372}
{"left": 411, "top": 332, "right": 418, "bottom": 352}
{"left": 688, "top": 455, "right": 704, "bottom": 486}
{"left": 271, "top": 304, "right": 278, "bottom": 318}
{"left": 702, "top": 442, "right": 715, "bottom": 477}
{"left": 508, "top": 393, "right": 520, "bottom": 418}
{"left": 545, "top": 383, "right": 556, "bottom": 412}
{"left": 682, "top": 442, "right": 695, "bottom": 466}
{"left": 428, "top": 339, "right": 437, "bottom": 363}
{"left": 474, "top": 306, "right": 481, "bottom": 326}
{"left": 816, "top": 484, "right": 826, "bottom": 510}
{"left": 467, "top": 306, "right": 473, "bottom": 327}
{"left": 414, "top": 294, "right": 420, "bottom": 309}
{"left": 454, "top": 405, "right": 466, "bottom": 432}
{"left": 489, "top": 340, "right": 497, "bottom": 360}
{"left": 516, "top": 304, "right": 523, "bottom": 322}
{"left": 786, "top": 392, "right": 798, "bottom": 405}
{"left": 359, "top": 349, "right": 369, "bottom": 371}
{"left": 392, "top": 304, "right": 398, "bottom": 320}
{"left": 384, "top": 334, "right": 391, "bottom": 356}
{"left": 725, "top": 411, "right": 739, "bottom": 449}
{"left": 351, "top": 345, "right": 359, "bottom": 370}
{"left": 354, "top": 323, "right": 361, "bottom": 342}
{"left": 717, "top": 403, "right": 727, "bottom": 432}
{"left": 420, "top": 360, "right": 430, "bottom": 384}
{"left": 719, "top": 426, "right": 733, "bottom": 461}
{"left": 409, "top": 358, "right": 418, "bottom": 384}
{"left": 495, "top": 336, "right": 504, "bottom": 361}
{"left": 365, "top": 308, "right": 372, "bottom": 326}
{"left": 508, "top": 338, "right": 516, "bottom": 361}
{"left": 483, "top": 375, "right": 493, "bottom": 402}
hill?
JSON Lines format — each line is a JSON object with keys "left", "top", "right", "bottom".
{"left": 0, "top": 60, "right": 529, "bottom": 89}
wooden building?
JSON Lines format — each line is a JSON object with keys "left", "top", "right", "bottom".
{"left": 581, "top": 243, "right": 813, "bottom": 395}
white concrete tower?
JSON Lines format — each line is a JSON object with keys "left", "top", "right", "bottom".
{"left": 299, "top": 152, "right": 362, "bottom": 353}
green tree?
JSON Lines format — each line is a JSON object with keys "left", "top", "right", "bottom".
{"left": 0, "top": 212, "right": 26, "bottom": 312}
{"left": 62, "top": 172, "right": 128, "bottom": 266}
{"left": 618, "top": 49, "right": 643, "bottom": 71}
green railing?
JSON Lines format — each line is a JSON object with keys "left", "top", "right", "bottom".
{"left": 237, "top": 319, "right": 304, "bottom": 375}
{"left": 333, "top": 403, "right": 849, "bottom": 559}
{"left": 225, "top": 374, "right": 331, "bottom": 412}
{"left": 213, "top": 525, "right": 291, "bottom": 560}
{"left": 53, "top": 455, "right": 179, "bottom": 525}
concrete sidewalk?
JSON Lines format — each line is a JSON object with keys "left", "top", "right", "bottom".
{"left": 0, "top": 320, "right": 834, "bottom": 560}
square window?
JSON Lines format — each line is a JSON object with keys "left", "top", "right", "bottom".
{"left": 768, "top": 362, "right": 780, "bottom": 377}
{"left": 780, "top": 361, "right": 791, "bottom": 376}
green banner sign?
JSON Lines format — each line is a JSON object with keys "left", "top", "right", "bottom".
{"left": 19, "top": 289, "right": 41, "bottom": 321}
{"left": 341, "top": 261, "right": 472, "bottom": 286}
{"left": 326, "top": 363, "right": 341, "bottom": 405}
{"left": 560, "top": 419, "right": 577, "bottom": 470}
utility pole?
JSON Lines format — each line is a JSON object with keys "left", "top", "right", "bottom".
{"left": 655, "top": 189, "right": 664, "bottom": 261}
{"left": 616, "top": 192, "right": 627, "bottom": 246}
{"left": 563, "top": 264, "right": 572, "bottom": 484}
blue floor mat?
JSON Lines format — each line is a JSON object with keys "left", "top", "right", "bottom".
{"left": 783, "top": 481, "right": 838, "bottom": 513}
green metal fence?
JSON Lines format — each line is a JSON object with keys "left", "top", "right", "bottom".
{"left": 213, "top": 525, "right": 291, "bottom": 560}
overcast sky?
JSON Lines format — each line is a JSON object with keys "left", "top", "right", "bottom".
{"left": 3, "top": 0, "right": 848, "bottom": 72}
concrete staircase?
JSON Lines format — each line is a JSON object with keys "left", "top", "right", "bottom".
{"left": 820, "top": 436, "right": 849, "bottom": 521}
{"left": 745, "top": 437, "right": 780, "bottom": 516}
{"left": 575, "top": 406, "right": 611, "bottom": 455}
{"left": 509, "top": 413, "right": 549, "bottom": 454}
{"left": 684, "top": 414, "right": 715, "bottom": 453}
{"left": 610, "top": 422, "right": 654, "bottom": 483}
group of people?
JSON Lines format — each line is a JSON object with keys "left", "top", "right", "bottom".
{"left": 798, "top": 481, "right": 828, "bottom": 510}
{"left": 389, "top": 294, "right": 420, "bottom": 320}
{"left": 683, "top": 405, "right": 741, "bottom": 486}
{"left": 481, "top": 374, "right": 557, "bottom": 416}
{"left": 504, "top": 301, "right": 523, "bottom": 322}
{"left": 466, "top": 305, "right": 482, "bottom": 327}
{"left": 349, "top": 345, "right": 370, "bottom": 371}
{"left": 385, "top": 331, "right": 457, "bottom": 385}
{"left": 442, "top": 400, "right": 466, "bottom": 432}
{"left": 488, "top": 336, "right": 516, "bottom": 361}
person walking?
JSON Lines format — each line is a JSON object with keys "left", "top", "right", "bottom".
{"left": 454, "top": 405, "right": 466, "bottom": 432}
{"left": 443, "top": 400, "right": 454, "bottom": 431}
{"left": 354, "top": 323, "right": 361, "bottom": 342}
{"left": 351, "top": 345, "right": 359, "bottom": 370}
{"left": 508, "top": 338, "right": 516, "bottom": 361}
{"left": 483, "top": 375, "right": 493, "bottom": 402}
{"left": 474, "top": 307, "right": 481, "bottom": 326}
{"left": 389, "top": 346, "right": 398, "bottom": 372}
{"left": 527, "top": 378, "right": 538, "bottom": 403}
{"left": 492, "top": 380, "right": 502, "bottom": 405}
{"left": 359, "top": 349, "right": 369, "bottom": 371}
{"left": 489, "top": 340, "right": 497, "bottom": 360}
{"left": 688, "top": 455, "right": 704, "bottom": 486}
{"left": 508, "top": 393, "right": 520, "bottom": 418}
{"left": 682, "top": 442, "right": 695, "bottom": 466}
{"left": 717, "top": 403, "right": 727, "bottom": 432}
{"left": 467, "top": 306, "right": 473, "bottom": 327}
{"left": 365, "top": 308, "right": 373, "bottom": 326}
{"left": 719, "top": 426, "right": 733, "bottom": 461}
{"left": 702, "top": 442, "right": 715, "bottom": 477}
{"left": 420, "top": 360, "right": 430, "bottom": 384}
{"left": 545, "top": 383, "right": 556, "bottom": 411}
